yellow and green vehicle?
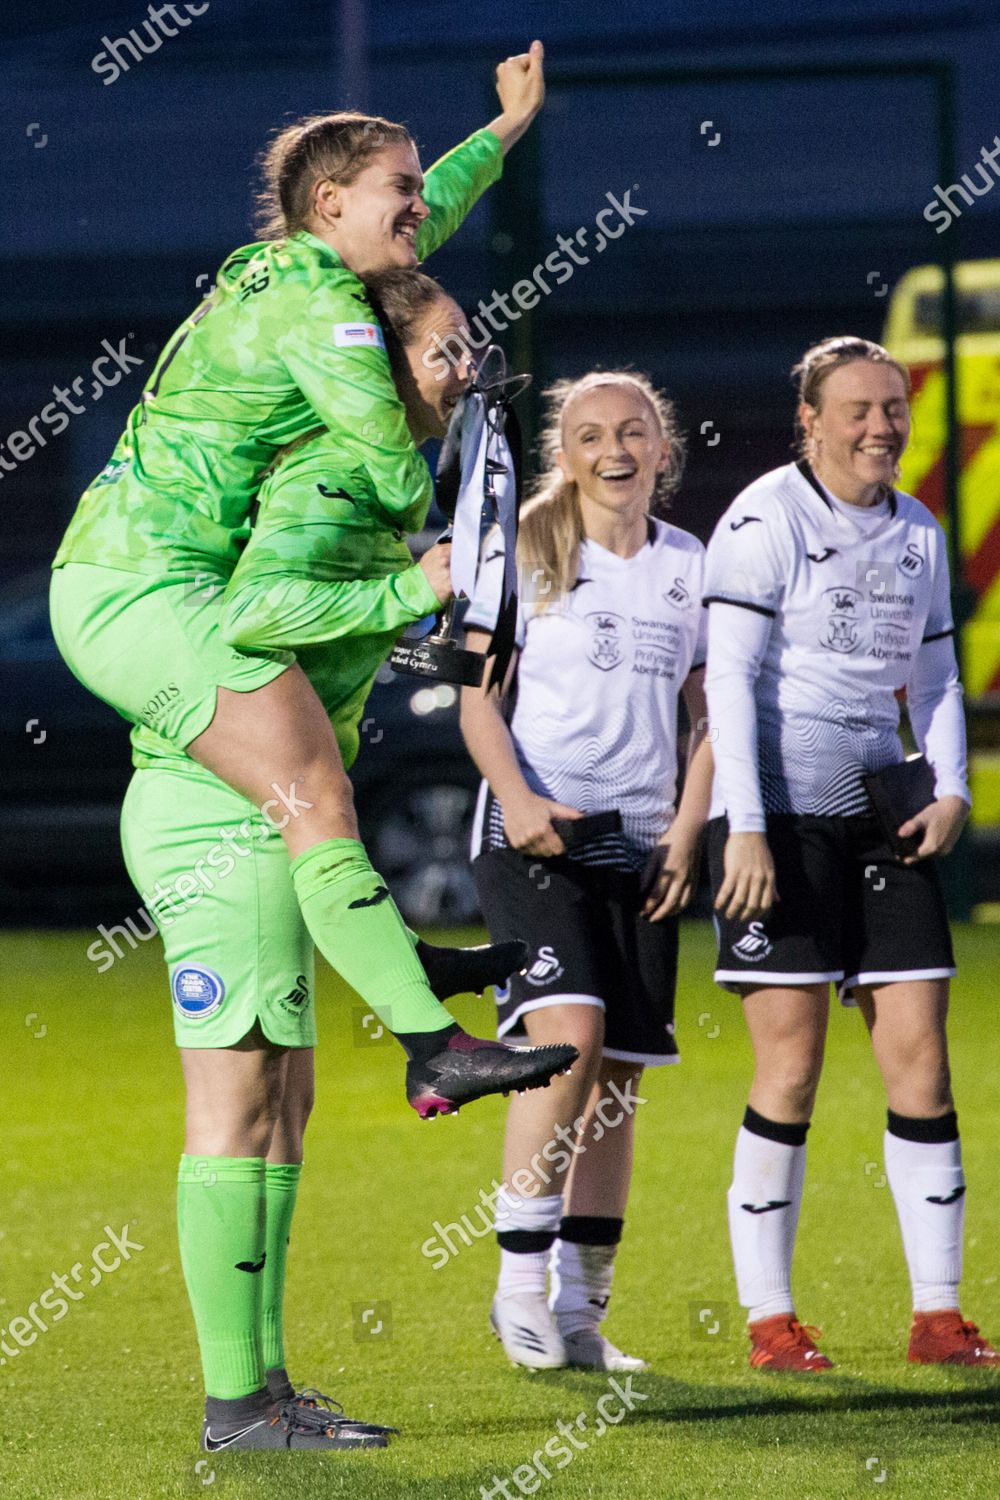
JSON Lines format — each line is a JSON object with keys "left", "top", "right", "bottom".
{"left": 884, "top": 259, "right": 1000, "bottom": 827}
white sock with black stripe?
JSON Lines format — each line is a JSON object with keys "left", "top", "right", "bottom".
{"left": 550, "top": 1215, "right": 623, "bottom": 1336}
{"left": 727, "top": 1106, "right": 808, "bottom": 1323}
{"left": 885, "top": 1109, "right": 963, "bottom": 1312}
{"left": 495, "top": 1190, "right": 563, "bottom": 1299}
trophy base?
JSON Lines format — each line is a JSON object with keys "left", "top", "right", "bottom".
{"left": 390, "top": 638, "right": 484, "bottom": 687}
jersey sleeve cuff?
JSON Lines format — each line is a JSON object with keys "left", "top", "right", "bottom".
{"left": 922, "top": 626, "right": 955, "bottom": 644}
{"left": 932, "top": 775, "right": 971, "bottom": 805}
{"left": 726, "top": 812, "right": 768, "bottom": 834}
{"left": 703, "top": 594, "right": 777, "bottom": 619}
{"left": 394, "top": 564, "right": 441, "bottom": 618}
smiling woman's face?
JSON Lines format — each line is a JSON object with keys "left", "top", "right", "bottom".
{"left": 801, "top": 359, "right": 911, "bottom": 501}
{"left": 556, "top": 383, "right": 669, "bottom": 515}
{"left": 400, "top": 295, "right": 473, "bottom": 442}
{"left": 314, "top": 141, "right": 430, "bottom": 276}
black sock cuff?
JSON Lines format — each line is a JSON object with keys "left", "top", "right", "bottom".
{"left": 397, "top": 1021, "right": 461, "bottom": 1064}
{"left": 887, "top": 1109, "right": 958, "bottom": 1143}
{"left": 743, "top": 1105, "right": 809, "bottom": 1147}
{"left": 265, "top": 1366, "right": 295, "bottom": 1402}
{"left": 558, "top": 1215, "right": 623, "bottom": 1247}
{"left": 204, "top": 1389, "right": 270, "bottom": 1424}
{"left": 496, "top": 1228, "right": 557, "bottom": 1254}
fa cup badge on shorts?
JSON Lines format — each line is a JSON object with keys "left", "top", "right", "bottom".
{"left": 390, "top": 346, "right": 529, "bottom": 690}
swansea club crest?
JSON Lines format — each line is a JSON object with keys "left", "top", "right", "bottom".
{"left": 586, "top": 611, "right": 625, "bottom": 670}
{"left": 820, "top": 586, "right": 862, "bottom": 654}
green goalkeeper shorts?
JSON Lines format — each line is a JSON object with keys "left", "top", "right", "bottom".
{"left": 50, "top": 561, "right": 293, "bottom": 754}
{"left": 119, "top": 761, "right": 316, "bottom": 1049}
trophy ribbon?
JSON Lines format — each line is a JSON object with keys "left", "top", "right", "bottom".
{"left": 390, "top": 344, "right": 528, "bottom": 689}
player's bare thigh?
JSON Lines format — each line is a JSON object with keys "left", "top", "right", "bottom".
{"left": 562, "top": 1056, "right": 645, "bottom": 1219}
{"left": 186, "top": 664, "right": 359, "bottom": 853}
{"left": 269, "top": 1047, "right": 315, "bottom": 1165}
{"left": 502, "top": 1004, "right": 605, "bottom": 1185}
{"left": 854, "top": 978, "right": 953, "bottom": 1117}
{"left": 181, "top": 1024, "right": 290, "bottom": 1157}
{"left": 740, "top": 984, "right": 829, "bottom": 1123}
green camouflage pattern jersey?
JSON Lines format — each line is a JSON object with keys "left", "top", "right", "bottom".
{"left": 53, "top": 128, "right": 502, "bottom": 580}
{"left": 217, "top": 430, "right": 440, "bottom": 770}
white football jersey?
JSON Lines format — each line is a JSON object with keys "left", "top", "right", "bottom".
{"left": 704, "top": 461, "right": 955, "bottom": 818}
{"left": 466, "top": 517, "right": 707, "bottom": 867}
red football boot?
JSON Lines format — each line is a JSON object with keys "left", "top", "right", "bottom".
{"left": 907, "top": 1310, "right": 1000, "bottom": 1366}
{"left": 748, "top": 1314, "right": 834, "bottom": 1371}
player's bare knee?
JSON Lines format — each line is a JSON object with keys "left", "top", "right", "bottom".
{"left": 186, "top": 1108, "right": 276, "bottom": 1158}
{"left": 274, "top": 1051, "right": 315, "bottom": 1144}
{"left": 890, "top": 1089, "right": 955, "bottom": 1120}
{"left": 246, "top": 1088, "right": 282, "bottom": 1147}
{"left": 290, "top": 759, "right": 358, "bottom": 828}
{"left": 571, "top": 1027, "right": 606, "bottom": 1076}
{"left": 598, "top": 1058, "right": 643, "bottom": 1089}
{"left": 284, "top": 1081, "right": 315, "bottom": 1140}
{"left": 883, "top": 1034, "right": 949, "bottom": 1085}
{"left": 758, "top": 1058, "right": 821, "bottom": 1118}
{"left": 246, "top": 1122, "right": 278, "bottom": 1158}
{"left": 884, "top": 1051, "right": 953, "bottom": 1116}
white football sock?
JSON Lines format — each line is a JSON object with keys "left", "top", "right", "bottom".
{"left": 727, "top": 1119, "right": 806, "bottom": 1322}
{"left": 550, "top": 1239, "right": 618, "bottom": 1336}
{"left": 495, "top": 1190, "right": 563, "bottom": 1299}
{"left": 884, "top": 1126, "right": 963, "bottom": 1312}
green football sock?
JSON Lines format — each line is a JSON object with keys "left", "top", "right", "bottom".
{"left": 262, "top": 1161, "right": 302, "bottom": 1374}
{"left": 289, "top": 839, "right": 454, "bottom": 1038}
{"left": 177, "top": 1154, "right": 267, "bottom": 1399}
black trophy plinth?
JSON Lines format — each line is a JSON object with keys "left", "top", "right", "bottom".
{"left": 389, "top": 581, "right": 484, "bottom": 687}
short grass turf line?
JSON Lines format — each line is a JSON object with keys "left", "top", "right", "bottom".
{"left": 2, "top": 922, "right": 998, "bottom": 1500}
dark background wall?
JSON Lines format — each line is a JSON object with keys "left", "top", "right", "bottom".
{"left": 3, "top": 0, "right": 999, "bottom": 570}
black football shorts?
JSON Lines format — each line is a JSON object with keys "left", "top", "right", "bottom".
{"left": 473, "top": 847, "right": 680, "bottom": 1065}
{"left": 708, "top": 813, "right": 955, "bottom": 1002}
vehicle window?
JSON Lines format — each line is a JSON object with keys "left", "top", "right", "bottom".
{"left": 913, "top": 287, "right": 1000, "bottom": 336}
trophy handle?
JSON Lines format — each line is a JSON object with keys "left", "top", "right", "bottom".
{"left": 428, "top": 595, "right": 457, "bottom": 645}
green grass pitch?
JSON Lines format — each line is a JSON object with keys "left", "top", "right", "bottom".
{"left": 3, "top": 921, "right": 998, "bottom": 1499}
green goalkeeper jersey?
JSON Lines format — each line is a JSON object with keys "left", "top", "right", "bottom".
{"left": 217, "top": 430, "right": 440, "bottom": 770}
{"left": 53, "top": 128, "right": 502, "bottom": 580}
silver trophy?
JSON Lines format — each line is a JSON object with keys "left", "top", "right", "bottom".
{"left": 391, "top": 347, "right": 528, "bottom": 689}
